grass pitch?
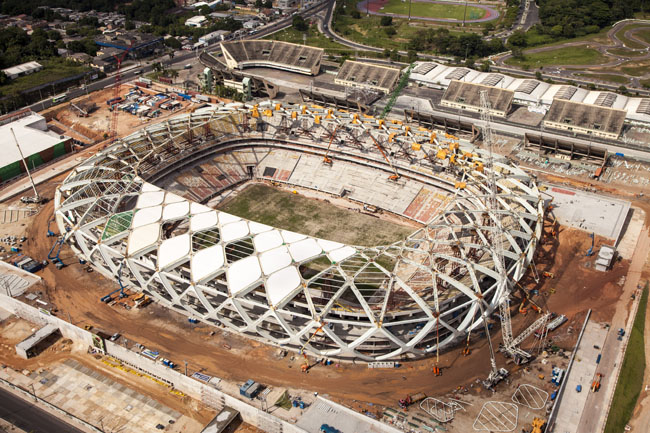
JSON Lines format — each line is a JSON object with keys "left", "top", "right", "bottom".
{"left": 217, "top": 184, "right": 414, "bottom": 246}
{"left": 505, "top": 46, "right": 608, "bottom": 68}
{"left": 379, "top": 0, "right": 486, "bottom": 20}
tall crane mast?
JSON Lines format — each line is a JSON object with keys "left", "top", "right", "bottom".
{"left": 480, "top": 91, "right": 546, "bottom": 386}
{"left": 109, "top": 41, "right": 134, "bottom": 143}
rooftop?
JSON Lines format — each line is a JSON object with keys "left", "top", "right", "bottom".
{"left": 2, "top": 61, "right": 42, "bottom": 77}
{"left": 0, "top": 112, "right": 68, "bottom": 168}
{"left": 544, "top": 99, "right": 626, "bottom": 135}
{"left": 335, "top": 60, "right": 400, "bottom": 91}
{"left": 442, "top": 80, "right": 514, "bottom": 113}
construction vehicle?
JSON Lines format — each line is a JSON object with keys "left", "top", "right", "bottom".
{"left": 542, "top": 271, "right": 555, "bottom": 278}
{"left": 46, "top": 219, "right": 56, "bottom": 237}
{"left": 432, "top": 364, "right": 442, "bottom": 376}
{"left": 398, "top": 392, "right": 426, "bottom": 409}
{"left": 531, "top": 417, "right": 546, "bottom": 433}
{"left": 366, "top": 130, "right": 400, "bottom": 181}
{"left": 322, "top": 126, "right": 338, "bottom": 165}
{"left": 100, "top": 262, "right": 128, "bottom": 303}
{"left": 586, "top": 232, "right": 595, "bottom": 256}
{"left": 591, "top": 373, "right": 603, "bottom": 392}
{"left": 47, "top": 237, "right": 66, "bottom": 270}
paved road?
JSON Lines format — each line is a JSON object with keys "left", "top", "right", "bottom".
{"left": 0, "top": 386, "right": 85, "bottom": 433}
{"left": 576, "top": 227, "right": 650, "bottom": 433}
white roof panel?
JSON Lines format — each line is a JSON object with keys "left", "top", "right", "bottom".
{"left": 317, "top": 239, "right": 343, "bottom": 253}
{"left": 281, "top": 230, "right": 306, "bottom": 243}
{"left": 253, "top": 230, "right": 284, "bottom": 253}
{"left": 289, "top": 238, "right": 322, "bottom": 262}
{"left": 158, "top": 234, "right": 190, "bottom": 269}
{"left": 191, "top": 244, "right": 225, "bottom": 282}
{"left": 190, "top": 211, "right": 218, "bottom": 232}
{"left": 142, "top": 183, "right": 161, "bottom": 193}
{"left": 219, "top": 212, "right": 241, "bottom": 224}
{"left": 190, "top": 202, "right": 212, "bottom": 215}
{"left": 0, "top": 113, "right": 67, "bottom": 170}
{"left": 164, "top": 192, "right": 185, "bottom": 204}
{"left": 127, "top": 223, "right": 160, "bottom": 256}
{"left": 132, "top": 206, "right": 161, "bottom": 228}
{"left": 221, "top": 220, "right": 249, "bottom": 242}
{"left": 227, "top": 256, "right": 261, "bottom": 296}
{"left": 328, "top": 246, "right": 356, "bottom": 263}
{"left": 163, "top": 201, "right": 190, "bottom": 220}
{"left": 137, "top": 190, "right": 165, "bottom": 208}
{"left": 259, "top": 246, "right": 292, "bottom": 275}
{"left": 266, "top": 267, "right": 301, "bottom": 306}
{"left": 249, "top": 221, "right": 273, "bottom": 234}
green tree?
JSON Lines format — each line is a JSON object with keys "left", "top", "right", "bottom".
{"left": 125, "top": 20, "right": 135, "bottom": 30}
{"left": 407, "top": 49, "right": 417, "bottom": 63}
{"left": 351, "top": 10, "right": 361, "bottom": 19}
{"left": 384, "top": 26, "right": 396, "bottom": 36}
{"left": 618, "top": 85, "right": 628, "bottom": 95}
{"left": 535, "top": 71, "right": 543, "bottom": 80}
{"left": 380, "top": 16, "right": 392, "bottom": 26}
{"left": 508, "top": 30, "right": 527, "bottom": 47}
{"left": 292, "top": 15, "right": 308, "bottom": 31}
{"left": 164, "top": 37, "right": 182, "bottom": 50}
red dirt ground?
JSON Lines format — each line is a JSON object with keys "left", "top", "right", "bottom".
{"left": 11, "top": 175, "right": 635, "bottom": 409}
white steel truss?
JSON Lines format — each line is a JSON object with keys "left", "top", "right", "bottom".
{"left": 54, "top": 101, "right": 545, "bottom": 362}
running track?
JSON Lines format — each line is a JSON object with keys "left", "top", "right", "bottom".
{"left": 356, "top": 0, "right": 500, "bottom": 23}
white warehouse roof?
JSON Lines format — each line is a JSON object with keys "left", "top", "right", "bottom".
{"left": 0, "top": 113, "right": 67, "bottom": 169}
{"left": 409, "top": 61, "right": 650, "bottom": 125}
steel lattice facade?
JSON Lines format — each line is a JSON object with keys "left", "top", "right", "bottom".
{"left": 54, "top": 102, "right": 544, "bottom": 361}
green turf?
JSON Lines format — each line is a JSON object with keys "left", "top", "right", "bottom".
{"left": 604, "top": 286, "right": 647, "bottom": 433}
{"left": 575, "top": 73, "right": 629, "bottom": 84}
{"left": 642, "top": 79, "right": 650, "bottom": 88}
{"left": 633, "top": 28, "right": 650, "bottom": 45}
{"left": 266, "top": 24, "right": 353, "bottom": 51}
{"left": 505, "top": 46, "right": 608, "bottom": 68}
{"left": 378, "top": 0, "right": 486, "bottom": 20}
{"left": 621, "top": 63, "right": 650, "bottom": 77}
{"left": 614, "top": 23, "right": 649, "bottom": 49}
{"left": 607, "top": 47, "right": 646, "bottom": 57}
{"left": 217, "top": 184, "right": 413, "bottom": 246}
{"left": 0, "top": 58, "right": 90, "bottom": 97}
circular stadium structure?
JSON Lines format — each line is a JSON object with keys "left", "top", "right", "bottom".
{"left": 54, "top": 101, "right": 544, "bottom": 361}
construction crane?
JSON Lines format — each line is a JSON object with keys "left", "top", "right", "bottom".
{"left": 11, "top": 128, "right": 42, "bottom": 204}
{"left": 48, "top": 237, "right": 66, "bottom": 270}
{"left": 108, "top": 41, "right": 134, "bottom": 143}
{"left": 322, "top": 125, "right": 338, "bottom": 165}
{"left": 100, "top": 262, "right": 128, "bottom": 303}
{"left": 299, "top": 322, "right": 327, "bottom": 372}
{"left": 480, "top": 90, "right": 551, "bottom": 371}
{"left": 586, "top": 232, "right": 595, "bottom": 256}
{"left": 366, "top": 131, "right": 400, "bottom": 180}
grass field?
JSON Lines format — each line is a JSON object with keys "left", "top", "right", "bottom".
{"left": 621, "top": 61, "right": 650, "bottom": 77}
{"left": 0, "top": 58, "right": 90, "bottom": 97}
{"left": 379, "top": 0, "right": 486, "bottom": 20}
{"left": 614, "top": 23, "right": 649, "bottom": 49}
{"left": 607, "top": 47, "right": 647, "bottom": 57}
{"left": 505, "top": 46, "right": 608, "bottom": 68}
{"left": 217, "top": 184, "right": 413, "bottom": 246}
{"left": 266, "top": 24, "right": 352, "bottom": 51}
{"left": 603, "top": 286, "right": 647, "bottom": 433}
{"left": 642, "top": 79, "right": 650, "bottom": 88}
{"left": 576, "top": 73, "right": 629, "bottom": 84}
{"left": 634, "top": 28, "right": 650, "bottom": 44}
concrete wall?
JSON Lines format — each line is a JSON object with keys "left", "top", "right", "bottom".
{"left": 0, "top": 293, "right": 308, "bottom": 433}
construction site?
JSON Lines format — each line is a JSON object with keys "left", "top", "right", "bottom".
{"left": 0, "top": 40, "right": 649, "bottom": 433}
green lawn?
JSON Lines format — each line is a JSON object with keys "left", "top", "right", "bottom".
{"left": 614, "top": 23, "right": 649, "bottom": 49}
{"left": 266, "top": 24, "right": 353, "bottom": 51}
{"left": 575, "top": 73, "right": 629, "bottom": 84}
{"left": 217, "top": 184, "right": 413, "bottom": 246}
{"left": 604, "top": 286, "right": 647, "bottom": 433}
{"left": 505, "top": 46, "right": 608, "bottom": 68}
{"left": 621, "top": 62, "right": 650, "bottom": 77}
{"left": 642, "top": 79, "right": 650, "bottom": 88}
{"left": 633, "top": 28, "right": 650, "bottom": 45}
{"left": 0, "top": 58, "right": 90, "bottom": 97}
{"left": 607, "top": 47, "right": 646, "bottom": 57}
{"left": 379, "top": 0, "right": 486, "bottom": 21}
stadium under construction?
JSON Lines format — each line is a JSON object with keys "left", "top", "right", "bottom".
{"left": 54, "top": 101, "right": 545, "bottom": 362}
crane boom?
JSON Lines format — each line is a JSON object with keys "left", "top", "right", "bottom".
{"left": 367, "top": 130, "right": 400, "bottom": 180}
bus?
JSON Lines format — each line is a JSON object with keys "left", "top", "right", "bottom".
{"left": 52, "top": 93, "right": 67, "bottom": 104}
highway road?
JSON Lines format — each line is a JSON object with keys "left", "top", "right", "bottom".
{"left": 0, "top": 386, "right": 85, "bottom": 433}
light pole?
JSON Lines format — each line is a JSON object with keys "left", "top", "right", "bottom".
{"left": 184, "top": 360, "right": 188, "bottom": 376}
{"left": 29, "top": 383, "right": 37, "bottom": 401}
{"left": 408, "top": 0, "right": 412, "bottom": 21}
